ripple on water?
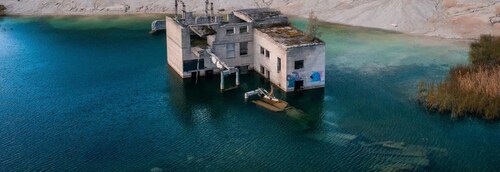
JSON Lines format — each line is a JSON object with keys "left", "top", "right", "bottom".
{"left": 0, "top": 16, "right": 498, "bottom": 171}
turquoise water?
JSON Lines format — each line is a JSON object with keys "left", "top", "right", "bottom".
{"left": 0, "top": 16, "right": 498, "bottom": 171}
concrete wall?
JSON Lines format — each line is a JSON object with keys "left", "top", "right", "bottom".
{"left": 253, "top": 29, "right": 288, "bottom": 91}
{"left": 166, "top": 17, "right": 192, "bottom": 78}
{"left": 211, "top": 22, "right": 254, "bottom": 69}
{"left": 285, "top": 45, "right": 326, "bottom": 91}
{"left": 254, "top": 29, "right": 325, "bottom": 92}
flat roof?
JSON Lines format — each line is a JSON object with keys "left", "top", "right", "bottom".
{"left": 257, "top": 26, "right": 324, "bottom": 47}
{"left": 233, "top": 8, "right": 284, "bottom": 21}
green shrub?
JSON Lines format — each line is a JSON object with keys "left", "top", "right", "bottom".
{"left": 469, "top": 35, "right": 500, "bottom": 65}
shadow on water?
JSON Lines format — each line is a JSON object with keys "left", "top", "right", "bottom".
{"left": 166, "top": 65, "right": 325, "bottom": 127}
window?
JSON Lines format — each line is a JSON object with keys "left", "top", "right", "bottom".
{"left": 294, "top": 60, "right": 304, "bottom": 69}
{"left": 260, "top": 46, "right": 265, "bottom": 55}
{"left": 260, "top": 65, "right": 266, "bottom": 75}
{"left": 240, "top": 42, "right": 248, "bottom": 56}
{"left": 265, "top": 50, "right": 270, "bottom": 58}
{"left": 277, "top": 57, "right": 281, "bottom": 73}
{"left": 239, "top": 26, "right": 248, "bottom": 33}
{"left": 227, "top": 43, "right": 235, "bottom": 58}
{"left": 183, "top": 59, "right": 205, "bottom": 72}
{"left": 226, "top": 27, "right": 235, "bottom": 35}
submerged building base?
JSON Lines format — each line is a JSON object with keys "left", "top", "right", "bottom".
{"left": 166, "top": 4, "right": 325, "bottom": 92}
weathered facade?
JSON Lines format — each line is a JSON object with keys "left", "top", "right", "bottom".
{"left": 166, "top": 4, "right": 325, "bottom": 92}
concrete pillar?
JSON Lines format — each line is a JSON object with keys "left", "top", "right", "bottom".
{"left": 236, "top": 68, "right": 240, "bottom": 86}
{"left": 215, "top": 16, "right": 223, "bottom": 23}
{"left": 185, "top": 12, "right": 194, "bottom": 25}
{"left": 220, "top": 71, "right": 224, "bottom": 91}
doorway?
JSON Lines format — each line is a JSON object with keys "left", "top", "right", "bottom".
{"left": 191, "top": 71, "right": 200, "bottom": 80}
{"left": 205, "top": 70, "right": 213, "bottom": 78}
{"left": 294, "top": 80, "right": 304, "bottom": 91}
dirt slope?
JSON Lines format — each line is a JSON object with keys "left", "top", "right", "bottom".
{"left": 2, "top": 0, "right": 499, "bottom": 39}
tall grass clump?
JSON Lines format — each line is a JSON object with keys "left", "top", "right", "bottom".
{"left": 417, "top": 35, "right": 500, "bottom": 120}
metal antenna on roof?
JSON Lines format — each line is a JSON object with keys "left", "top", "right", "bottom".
{"left": 210, "top": 2, "right": 214, "bottom": 22}
{"left": 182, "top": 1, "right": 186, "bottom": 19}
{"left": 205, "top": 0, "right": 209, "bottom": 17}
{"left": 174, "top": 0, "right": 178, "bottom": 19}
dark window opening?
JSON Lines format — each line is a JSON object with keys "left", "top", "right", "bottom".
{"left": 260, "top": 65, "right": 265, "bottom": 74}
{"left": 265, "top": 50, "right": 270, "bottom": 58}
{"left": 260, "top": 46, "right": 265, "bottom": 55}
{"left": 190, "top": 35, "right": 208, "bottom": 49}
{"left": 240, "top": 42, "right": 248, "bottom": 56}
{"left": 294, "top": 60, "right": 304, "bottom": 70}
{"left": 226, "top": 27, "right": 235, "bottom": 35}
{"left": 227, "top": 43, "right": 235, "bottom": 58}
{"left": 277, "top": 57, "right": 281, "bottom": 73}
{"left": 205, "top": 70, "right": 214, "bottom": 78}
{"left": 183, "top": 59, "right": 205, "bottom": 72}
{"left": 239, "top": 26, "right": 248, "bottom": 33}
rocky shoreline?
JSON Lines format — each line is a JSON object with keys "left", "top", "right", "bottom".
{"left": 1, "top": 0, "right": 499, "bottom": 39}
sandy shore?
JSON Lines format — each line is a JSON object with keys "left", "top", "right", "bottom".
{"left": 1, "top": 0, "right": 499, "bottom": 39}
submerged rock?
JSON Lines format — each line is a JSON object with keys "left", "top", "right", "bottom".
{"left": 363, "top": 141, "right": 431, "bottom": 171}
{"left": 306, "top": 130, "right": 441, "bottom": 171}
{"left": 307, "top": 132, "right": 358, "bottom": 146}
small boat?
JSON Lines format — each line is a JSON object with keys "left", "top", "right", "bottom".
{"left": 245, "top": 87, "right": 289, "bottom": 112}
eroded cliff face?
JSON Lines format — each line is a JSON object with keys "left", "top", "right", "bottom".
{"left": 2, "top": 0, "right": 499, "bottom": 39}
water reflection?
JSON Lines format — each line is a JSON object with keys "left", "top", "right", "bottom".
{"left": 165, "top": 65, "right": 327, "bottom": 130}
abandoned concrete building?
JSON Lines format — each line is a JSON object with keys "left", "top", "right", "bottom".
{"left": 166, "top": 1, "right": 325, "bottom": 92}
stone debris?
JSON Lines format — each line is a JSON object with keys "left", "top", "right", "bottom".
{"left": 306, "top": 131, "right": 446, "bottom": 171}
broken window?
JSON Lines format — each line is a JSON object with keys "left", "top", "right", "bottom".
{"left": 240, "top": 42, "right": 248, "bottom": 56}
{"left": 226, "top": 27, "right": 235, "bottom": 35}
{"left": 183, "top": 59, "right": 205, "bottom": 72}
{"left": 294, "top": 60, "right": 304, "bottom": 70}
{"left": 277, "top": 57, "right": 281, "bottom": 73}
{"left": 227, "top": 43, "right": 235, "bottom": 58}
{"left": 239, "top": 26, "right": 248, "bottom": 33}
